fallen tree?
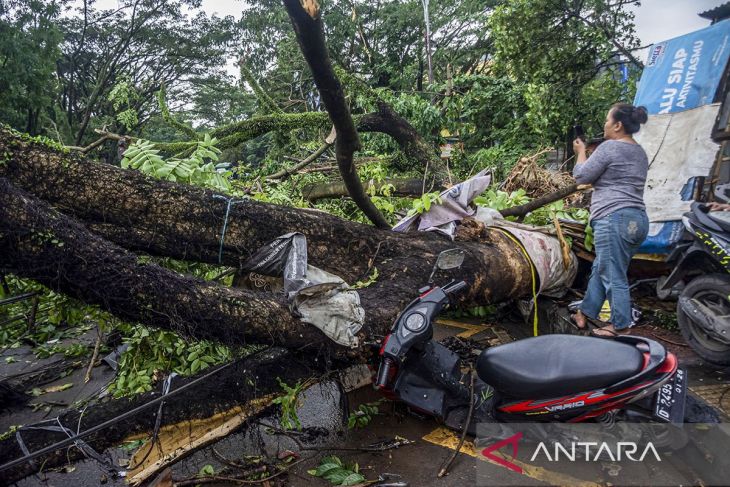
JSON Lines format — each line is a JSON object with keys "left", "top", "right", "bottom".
{"left": 0, "top": 178, "right": 324, "bottom": 351}
{"left": 0, "top": 144, "right": 535, "bottom": 345}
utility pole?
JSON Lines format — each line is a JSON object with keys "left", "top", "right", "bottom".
{"left": 421, "top": 0, "right": 434, "bottom": 85}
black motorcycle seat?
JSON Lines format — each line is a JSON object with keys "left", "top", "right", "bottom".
{"left": 476, "top": 335, "right": 644, "bottom": 399}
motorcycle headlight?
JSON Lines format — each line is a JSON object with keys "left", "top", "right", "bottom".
{"left": 404, "top": 312, "right": 426, "bottom": 332}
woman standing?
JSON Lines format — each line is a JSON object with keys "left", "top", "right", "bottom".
{"left": 572, "top": 104, "right": 650, "bottom": 336}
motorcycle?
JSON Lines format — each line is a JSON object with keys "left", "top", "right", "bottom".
{"left": 661, "top": 202, "right": 730, "bottom": 366}
{"left": 374, "top": 249, "right": 687, "bottom": 434}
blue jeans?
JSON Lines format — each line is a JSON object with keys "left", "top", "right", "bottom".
{"left": 580, "top": 207, "right": 649, "bottom": 330}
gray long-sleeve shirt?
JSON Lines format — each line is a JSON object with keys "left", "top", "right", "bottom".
{"left": 573, "top": 139, "right": 648, "bottom": 222}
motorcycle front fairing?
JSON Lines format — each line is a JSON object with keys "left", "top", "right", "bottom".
{"left": 376, "top": 284, "right": 497, "bottom": 430}
{"left": 392, "top": 340, "right": 497, "bottom": 433}
{"left": 380, "top": 287, "right": 448, "bottom": 362}
{"left": 685, "top": 205, "right": 730, "bottom": 271}
{"left": 663, "top": 212, "right": 730, "bottom": 290}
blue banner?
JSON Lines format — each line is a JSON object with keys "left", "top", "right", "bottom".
{"left": 634, "top": 19, "right": 730, "bottom": 115}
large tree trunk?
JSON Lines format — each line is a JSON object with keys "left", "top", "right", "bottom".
{"left": 0, "top": 179, "right": 325, "bottom": 351}
{"left": 0, "top": 130, "right": 535, "bottom": 345}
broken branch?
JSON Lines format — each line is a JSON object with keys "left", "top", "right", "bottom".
{"left": 283, "top": 0, "right": 389, "bottom": 228}
{"left": 499, "top": 184, "right": 590, "bottom": 218}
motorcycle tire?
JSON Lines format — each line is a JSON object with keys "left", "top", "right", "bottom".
{"left": 677, "top": 274, "right": 730, "bottom": 366}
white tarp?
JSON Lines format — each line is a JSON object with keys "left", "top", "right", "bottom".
{"left": 635, "top": 103, "right": 721, "bottom": 222}
{"left": 394, "top": 184, "right": 577, "bottom": 296}
{"left": 392, "top": 169, "right": 492, "bottom": 238}
{"left": 294, "top": 266, "right": 365, "bottom": 348}
{"left": 474, "top": 207, "right": 577, "bottom": 297}
{"left": 241, "top": 233, "right": 363, "bottom": 348}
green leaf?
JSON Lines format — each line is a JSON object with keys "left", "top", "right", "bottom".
{"left": 314, "top": 463, "right": 342, "bottom": 477}
{"left": 323, "top": 467, "right": 351, "bottom": 484}
{"left": 422, "top": 193, "right": 432, "bottom": 212}
{"left": 321, "top": 456, "right": 342, "bottom": 467}
{"left": 341, "top": 473, "right": 366, "bottom": 485}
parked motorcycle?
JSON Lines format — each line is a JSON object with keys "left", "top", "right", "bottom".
{"left": 661, "top": 202, "right": 730, "bottom": 366}
{"left": 374, "top": 249, "right": 687, "bottom": 434}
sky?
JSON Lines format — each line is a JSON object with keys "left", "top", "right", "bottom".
{"left": 629, "top": 0, "right": 725, "bottom": 61}
{"left": 74, "top": 0, "right": 728, "bottom": 73}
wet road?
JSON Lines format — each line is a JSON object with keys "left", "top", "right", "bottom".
{"left": 4, "top": 318, "right": 730, "bottom": 486}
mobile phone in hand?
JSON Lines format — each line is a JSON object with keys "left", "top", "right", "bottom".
{"left": 573, "top": 125, "right": 585, "bottom": 141}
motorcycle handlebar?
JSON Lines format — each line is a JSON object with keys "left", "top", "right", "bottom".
{"left": 375, "top": 357, "right": 394, "bottom": 388}
{"left": 443, "top": 280, "right": 467, "bottom": 296}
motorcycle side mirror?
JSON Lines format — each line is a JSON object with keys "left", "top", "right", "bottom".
{"left": 427, "top": 249, "right": 465, "bottom": 285}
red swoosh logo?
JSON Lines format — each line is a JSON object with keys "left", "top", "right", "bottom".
{"left": 481, "top": 432, "right": 524, "bottom": 474}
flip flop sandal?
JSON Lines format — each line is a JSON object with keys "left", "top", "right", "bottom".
{"left": 571, "top": 313, "right": 604, "bottom": 330}
{"left": 591, "top": 327, "right": 631, "bottom": 338}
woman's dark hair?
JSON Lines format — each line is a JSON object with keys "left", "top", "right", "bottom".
{"left": 610, "top": 103, "right": 648, "bottom": 134}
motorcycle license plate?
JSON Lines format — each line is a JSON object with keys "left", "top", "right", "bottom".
{"left": 653, "top": 367, "right": 687, "bottom": 423}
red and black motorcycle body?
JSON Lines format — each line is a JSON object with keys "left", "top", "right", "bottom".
{"left": 486, "top": 335, "right": 682, "bottom": 423}
{"left": 375, "top": 282, "right": 686, "bottom": 431}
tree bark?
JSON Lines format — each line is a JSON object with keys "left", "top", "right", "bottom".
{"left": 0, "top": 130, "right": 536, "bottom": 344}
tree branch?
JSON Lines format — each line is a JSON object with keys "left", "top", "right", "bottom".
{"left": 282, "top": 0, "right": 390, "bottom": 229}
{"left": 238, "top": 59, "right": 284, "bottom": 114}
{"left": 571, "top": 12, "right": 643, "bottom": 69}
{"left": 266, "top": 140, "right": 334, "bottom": 181}
{"left": 158, "top": 83, "right": 200, "bottom": 141}
{"left": 302, "top": 177, "right": 442, "bottom": 201}
{"left": 499, "top": 184, "right": 591, "bottom": 218}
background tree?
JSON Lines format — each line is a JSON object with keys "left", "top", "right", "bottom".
{"left": 0, "top": 0, "right": 63, "bottom": 135}
{"left": 57, "top": 0, "right": 239, "bottom": 145}
{"left": 488, "top": 0, "right": 642, "bottom": 144}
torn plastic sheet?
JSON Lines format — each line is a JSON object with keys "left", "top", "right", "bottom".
{"left": 102, "top": 344, "right": 129, "bottom": 371}
{"left": 392, "top": 169, "right": 492, "bottom": 239}
{"left": 474, "top": 207, "right": 577, "bottom": 297}
{"left": 392, "top": 169, "right": 576, "bottom": 296}
{"left": 241, "top": 233, "right": 364, "bottom": 348}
